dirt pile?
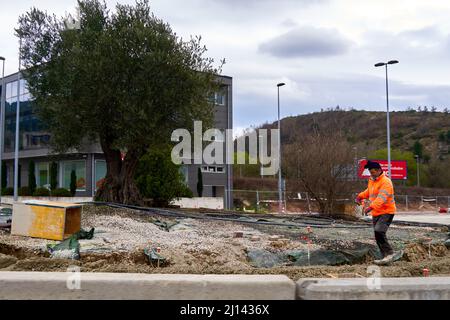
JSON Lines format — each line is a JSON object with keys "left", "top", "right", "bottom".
{"left": 403, "top": 243, "right": 448, "bottom": 262}
{"left": 0, "top": 204, "right": 449, "bottom": 278}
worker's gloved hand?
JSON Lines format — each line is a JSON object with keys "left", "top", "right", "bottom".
{"left": 364, "top": 207, "right": 373, "bottom": 215}
{"left": 355, "top": 196, "right": 362, "bottom": 205}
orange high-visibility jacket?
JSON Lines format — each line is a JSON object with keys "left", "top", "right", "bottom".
{"left": 358, "top": 172, "right": 396, "bottom": 217}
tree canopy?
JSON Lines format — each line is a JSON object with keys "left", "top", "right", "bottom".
{"left": 17, "top": 0, "right": 223, "bottom": 203}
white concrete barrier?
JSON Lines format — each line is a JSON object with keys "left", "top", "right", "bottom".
{"left": 297, "top": 277, "right": 450, "bottom": 300}
{"left": 171, "top": 197, "right": 224, "bottom": 210}
{"left": 4, "top": 272, "right": 450, "bottom": 300}
{"left": 0, "top": 272, "right": 295, "bottom": 300}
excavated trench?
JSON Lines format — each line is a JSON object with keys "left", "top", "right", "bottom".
{"left": 0, "top": 203, "right": 449, "bottom": 278}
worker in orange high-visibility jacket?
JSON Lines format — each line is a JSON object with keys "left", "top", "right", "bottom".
{"left": 356, "top": 160, "right": 397, "bottom": 265}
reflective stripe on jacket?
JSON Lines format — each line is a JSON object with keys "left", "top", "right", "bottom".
{"left": 358, "top": 172, "right": 396, "bottom": 217}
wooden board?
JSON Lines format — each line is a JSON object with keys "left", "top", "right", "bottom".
{"left": 22, "top": 200, "right": 82, "bottom": 208}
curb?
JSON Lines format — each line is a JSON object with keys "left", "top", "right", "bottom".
{"left": 0, "top": 272, "right": 295, "bottom": 300}
{"left": 1, "top": 272, "right": 450, "bottom": 300}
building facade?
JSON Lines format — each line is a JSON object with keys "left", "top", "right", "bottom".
{"left": 0, "top": 72, "right": 233, "bottom": 208}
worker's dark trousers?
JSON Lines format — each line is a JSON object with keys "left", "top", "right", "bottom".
{"left": 372, "top": 214, "right": 394, "bottom": 257}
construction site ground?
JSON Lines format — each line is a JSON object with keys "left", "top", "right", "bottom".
{"left": 1, "top": 204, "right": 449, "bottom": 281}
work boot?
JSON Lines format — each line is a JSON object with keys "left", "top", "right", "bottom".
{"left": 374, "top": 253, "right": 396, "bottom": 265}
{"left": 374, "top": 258, "right": 383, "bottom": 264}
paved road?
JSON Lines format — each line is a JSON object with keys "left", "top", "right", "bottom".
{"left": 394, "top": 213, "right": 450, "bottom": 225}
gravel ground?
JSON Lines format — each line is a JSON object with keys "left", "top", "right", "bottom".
{"left": 79, "top": 205, "right": 319, "bottom": 253}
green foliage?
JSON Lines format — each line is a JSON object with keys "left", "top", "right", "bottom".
{"left": 1, "top": 162, "right": 6, "bottom": 189}
{"left": 2, "top": 187, "right": 13, "bottom": 196}
{"left": 197, "top": 167, "right": 203, "bottom": 197}
{"left": 413, "top": 140, "right": 423, "bottom": 158}
{"left": 51, "top": 188, "right": 72, "bottom": 197}
{"left": 28, "top": 161, "right": 36, "bottom": 195}
{"left": 233, "top": 151, "right": 260, "bottom": 178}
{"left": 18, "top": 165, "right": 21, "bottom": 188}
{"left": 135, "top": 148, "right": 193, "bottom": 207}
{"left": 425, "top": 158, "right": 450, "bottom": 188}
{"left": 50, "top": 162, "right": 58, "bottom": 190}
{"left": 33, "top": 187, "right": 50, "bottom": 196}
{"left": 70, "top": 170, "right": 77, "bottom": 196}
{"left": 19, "top": 186, "right": 31, "bottom": 196}
{"left": 368, "top": 148, "right": 424, "bottom": 186}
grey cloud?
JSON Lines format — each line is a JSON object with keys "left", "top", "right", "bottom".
{"left": 281, "top": 19, "right": 297, "bottom": 28}
{"left": 210, "top": 0, "right": 327, "bottom": 7}
{"left": 233, "top": 73, "right": 450, "bottom": 130}
{"left": 398, "top": 26, "right": 440, "bottom": 41}
{"left": 360, "top": 26, "right": 448, "bottom": 60}
{"left": 290, "top": 74, "right": 450, "bottom": 110}
{"left": 258, "top": 26, "right": 352, "bottom": 58}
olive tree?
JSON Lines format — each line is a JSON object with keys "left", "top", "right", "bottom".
{"left": 17, "top": 0, "right": 222, "bottom": 204}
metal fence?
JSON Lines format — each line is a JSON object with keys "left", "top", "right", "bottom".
{"left": 394, "top": 195, "right": 450, "bottom": 212}
{"left": 229, "top": 189, "right": 450, "bottom": 213}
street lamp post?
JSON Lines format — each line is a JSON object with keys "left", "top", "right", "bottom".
{"left": 14, "top": 38, "right": 22, "bottom": 201}
{"left": 0, "top": 56, "right": 5, "bottom": 204}
{"left": 415, "top": 154, "right": 420, "bottom": 187}
{"left": 277, "top": 82, "right": 285, "bottom": 214}
{"left": 375, "top": 60, "right": 399, "bottom": 179}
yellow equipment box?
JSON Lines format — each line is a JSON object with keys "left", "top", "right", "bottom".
{"left": 11, "top": 201, "right": 82, "bottom": 241}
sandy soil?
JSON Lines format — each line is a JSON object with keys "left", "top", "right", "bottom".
{"left": 0, "top": 204, "right": 449, "bottom": 280}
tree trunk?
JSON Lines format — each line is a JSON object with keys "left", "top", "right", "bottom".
{"left": 95, "top": 139, "right": 142, "bottom": 205}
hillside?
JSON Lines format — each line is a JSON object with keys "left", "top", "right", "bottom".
{"left": 236, "top": 109, "right": 450, "bottom": 189}
{"left": 260, "top": 109, "right": 450, "bottom": 159}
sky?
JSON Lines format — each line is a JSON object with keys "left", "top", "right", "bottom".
{"left": 2, "top": 0, "right": 450, "bottom": 135}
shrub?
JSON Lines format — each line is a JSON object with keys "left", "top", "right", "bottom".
{"left": 1, "top": 162, "right": 6, "bottom": 189}
{"left": 19, "top": 186, "right": 31, "bottom": 196}
{"left": 33, "top": 187, "right": 50, "bottom": 196}
{"left": 50, "top": 162, "right": 58, "bottom": 190}
{"left": 70, "top": 170, "right": 77, "bottom": 196}
{"left": 197, "top": 167, "right": 203, "bottom": 197}
{"left": 2, "top": 187, "right": 13, "bottom": 196}
{"left": 51, "top": 188, "right": 72, "bottom": 197}
{"left": 28, "top": 161, "right": 36, "bottom": 195}
{"left": 135, "top": 147, "right": 194, "bottom": 207}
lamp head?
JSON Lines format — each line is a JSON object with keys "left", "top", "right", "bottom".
{"left": 388, "top": 60, "right": 399, "bottom": 65}
{"left": 374, "top": 62, "right": 385, "bottom": 67}
{"left": 277, "top": 83, "right": 286, "bottom": 87}
{"left": 0, "top": 56, "right": 5, "bottom": 61}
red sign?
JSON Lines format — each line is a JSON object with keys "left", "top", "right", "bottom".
{"left": 358, "top": 159, "right": 407, "bottom": 180}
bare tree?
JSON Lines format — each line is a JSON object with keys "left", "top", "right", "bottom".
{"left": 283, "top": 125, "right": 355, "bottom": 215}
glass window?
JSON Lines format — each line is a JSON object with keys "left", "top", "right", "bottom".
{"left": 20, "top": 79, "right": 29, "bottom": 95}
{"left": 215, "top": 92, "right": 225, "bottom": 105}
{"left": 95, "top": 160, "right": 106, "bottom": 190}
{"left": 20, "top": 92, "right": 31, "bottom": 102}
{"left": 179, "top": 166, "right": 188, "bottom": 185}
{"left": 63, "top": 160, "right": 86, "bottom": 191}
{"left": 6, "top": 81, "right": 17, "bottom": 99}
{"left": 37, "top": 162, "right": 49, "bottom": 188}
{"left": 207, "top": 92, "right": 226, "bottom": 106}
